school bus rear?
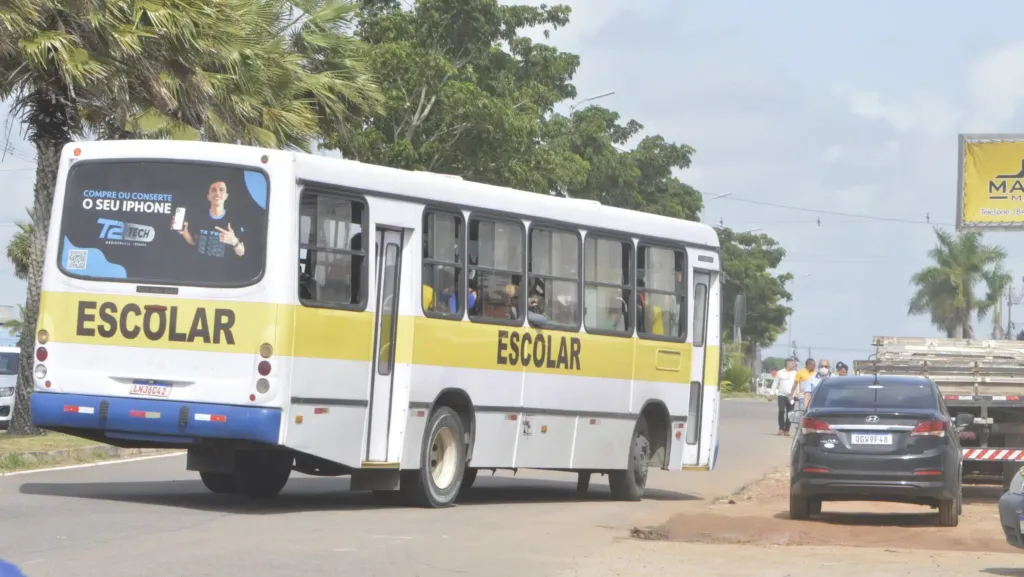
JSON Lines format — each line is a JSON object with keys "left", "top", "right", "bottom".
{"left": 30, "top": 141, "right": 291, "bottom": 448}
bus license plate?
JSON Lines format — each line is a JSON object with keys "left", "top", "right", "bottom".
{"left": 130, "top": 383, "right": 172, "bottom": 398}
{"left": 851, "top": 433, "right": 892, "bottom": 445}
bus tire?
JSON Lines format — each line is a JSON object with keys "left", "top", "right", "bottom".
{"left": 609, "top": 417, "right": 650, "bottom": 501}
{"left": 233, "top": 450, "right": 292, "bottom": 499}
{"left": 403, "top": 406, "right": 467, "bottom": 508}
{"left": 460, "top": 468, "right": 478, "bottom": 493}
{"left": 199, "top": 471, "right": 236, "bottom": 494}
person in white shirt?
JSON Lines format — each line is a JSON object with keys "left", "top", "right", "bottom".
{"left": 773, "top": 358, "right": 798, "bottom": 436}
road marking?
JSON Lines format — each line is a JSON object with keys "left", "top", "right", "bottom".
{"left": 369, "top": 535, "right": 412, "bottom": 540}
{"left": 0, "top": 451, "right": 185, "bottom": 477}
{"left": 332, "top": 548, "right": 357, "bottom": 552}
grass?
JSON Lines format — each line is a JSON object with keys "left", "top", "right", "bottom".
{"left": 0, "top": 432, "right": 103, "bottom": 456}
{"left": 0, "top": 432, "right": 108, "bottom": 473}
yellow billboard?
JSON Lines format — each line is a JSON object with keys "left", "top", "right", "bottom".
{"left": 958, "top": 135, "right": 1024, "bottom": 231}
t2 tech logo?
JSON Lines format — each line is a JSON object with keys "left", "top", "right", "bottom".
{"left": 97, "top": 217, "right": 155, "bottom": 246}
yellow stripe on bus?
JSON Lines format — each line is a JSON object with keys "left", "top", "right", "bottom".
{"left": 39, "top": 291, "right": 698, "bottom": 384}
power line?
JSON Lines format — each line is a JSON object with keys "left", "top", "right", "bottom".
{"left": 719, "top": 195, "right": 951, "bottom": 226}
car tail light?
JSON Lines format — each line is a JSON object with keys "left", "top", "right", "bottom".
{"left": 911, "top": 420, "right": 946, "bottom": 437}
{"left": 801, "top": 417, "right": 833, "bottom": 435}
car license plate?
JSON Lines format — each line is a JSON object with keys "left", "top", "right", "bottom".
{"left": 851, "top": 433, "right": 892, "bottom": 445}
{"left": 130, "top": 381, "right": 171, "bottom": 398}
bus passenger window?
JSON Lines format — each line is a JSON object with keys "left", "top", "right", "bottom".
{"left": 468, "top": 217, "right": 523, "bottom": 322}
{"left": 422, "top": 210, "right": 464, "bottom": 317}
{"left": 528, "top": 228, "right": 580, "bottom": 329}
{"left": 637, "top": 245, "right": 686, "bottom": 340}
{"left": 298, "top": 192, "right": 366, "bottom": 308}
{"left": 584, "top": 236, "right": 632, "bottom": 333}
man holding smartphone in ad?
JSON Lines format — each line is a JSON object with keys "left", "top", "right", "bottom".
{"left": 173, "top": 181, "right": 247, "bottom": 258}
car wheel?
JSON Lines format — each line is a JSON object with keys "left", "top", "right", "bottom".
{"left": 789, "top": 488, "right": 810, "bottom": 520}
{"left": 809, "top": 499, "right": 822, "bottom": 515}
{"left": 938, "top": 497, "right": 959, "bottom": 527}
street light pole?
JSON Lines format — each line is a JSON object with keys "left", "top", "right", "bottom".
{"left": 569, "top": 91, "right": 615, "bottom": 111}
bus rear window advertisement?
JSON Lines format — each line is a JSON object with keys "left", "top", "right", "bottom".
{"left": 57, "top": 161, "right": 269, "bottom": 288}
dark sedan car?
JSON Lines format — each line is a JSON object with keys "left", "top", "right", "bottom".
{"left": 790, "top": 375, "right": 966, "bottom": 527}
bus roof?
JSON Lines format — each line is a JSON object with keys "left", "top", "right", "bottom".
{"left": 63, "top": 140, "right": 720, "bottom": 249}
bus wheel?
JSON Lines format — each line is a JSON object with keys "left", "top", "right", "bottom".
{"left": 403, "top": 406, "right": 467, "bottom": 508}
{"left": 460, "top": 468, "right": 478, "bottom": 493}
{"left": 199, "top": 471, "right": 236, "bottom": 494}
{"left": 233, "top": 450, "right": 292, "bottom": 499}
{"left": 609, "top": 417, "right": 650, "bottom": 501}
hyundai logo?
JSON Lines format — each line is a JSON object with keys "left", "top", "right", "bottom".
{"left": 865, "top": 415, "right": 879, "bottom": 423}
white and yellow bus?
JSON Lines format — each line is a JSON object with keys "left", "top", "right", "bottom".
{"left": 30, "top": 140, "right": 724, "bottom": 507}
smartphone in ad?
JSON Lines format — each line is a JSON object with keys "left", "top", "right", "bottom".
{"left": 171, "top": 207, "right": 186, "bottom": 231}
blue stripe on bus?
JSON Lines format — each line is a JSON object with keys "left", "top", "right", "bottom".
{"left": 31, "top": 392, "right": 281, "bottom": 445}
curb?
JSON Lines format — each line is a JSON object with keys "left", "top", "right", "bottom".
{"left": 0, "top": 445, "right": 177, "bottom": 474}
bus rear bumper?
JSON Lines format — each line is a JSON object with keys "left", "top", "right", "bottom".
{"left": 30, "top": 392, "right": 281, "bottom": 445}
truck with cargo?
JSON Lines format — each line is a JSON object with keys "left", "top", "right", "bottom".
{"left": 854, "top": 336, "right": 1024, "bottom": 490}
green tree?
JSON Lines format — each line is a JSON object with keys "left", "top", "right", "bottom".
{"left": 0, "top": 0, "right": 380, "bottom": 434}
{"left": 718, "top": 227, "right": 793, "bottom": 350}
{"left": 978, "top": 266, "right": 1013, "bottom": 339}
{"left": 6, "top": 209, "right": 31, "bottom": 281}
{"left": 762, "top": 356, "right": 787, "bottom": 373}
{"left": 545, "top": 106, "right": 703, "bottom": 220}
{"left": 340, "top": 0, "right": 587, "bottom": 192}
{"left": 908, "top": 228, "right": 1006, "bottom": 339}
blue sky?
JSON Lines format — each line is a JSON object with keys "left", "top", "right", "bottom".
{"left": 4, "top": 0, "right": 1024, "bottom": 365}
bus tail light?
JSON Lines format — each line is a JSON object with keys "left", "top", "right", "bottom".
{"left": 34, "top": 365, "right": 47, "bottom": 379}
{"left": 257, "top": 361, "right": 271, "bottom": 376}
{"left": 36, "top": 347, "right": 47, "bottom": 362}
{"left": 37, "top": 330, "right": 49, "bottom": 344}
{"left": 256, "top": 378, "right": 270, "bottom": 394}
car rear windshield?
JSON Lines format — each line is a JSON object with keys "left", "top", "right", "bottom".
{"left": 814, "top": 381, "right": 938, "bottom": 410}
{"left": 58, "top": 160, "right": 269, "bottom": 287}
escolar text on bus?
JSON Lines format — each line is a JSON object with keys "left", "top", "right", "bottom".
{"left": 75, "top": 301, "right": 236, "bottom": 344}
{"left": 496, "top": 330, "right": 582, "bottom": 370}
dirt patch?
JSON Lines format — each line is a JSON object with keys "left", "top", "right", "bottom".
{"left": 644, "top": 467, "right": 1017, "bottom": 554}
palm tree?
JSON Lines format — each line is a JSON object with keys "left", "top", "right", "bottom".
{"left": 908, "top": 228, "right": 1007, "bottom": 339}
{"left": 6, "top": 209, "right": 31, "bottom": 281}
{"left": 0, "top": 0, "right": 380, "bottom": 435}
{"left": 978, "top": 267, "right": 1013, "bottom": 339}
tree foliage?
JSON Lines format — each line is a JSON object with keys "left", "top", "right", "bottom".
{"left": 908, "top": 228, "right": 1007, "bottom": 339}
{"left": 718, "top": 227, "right": 793, "bottom": 349}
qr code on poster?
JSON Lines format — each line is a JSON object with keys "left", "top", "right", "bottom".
{"left": 67, "top": 249, "right": 88, "bottom": 270}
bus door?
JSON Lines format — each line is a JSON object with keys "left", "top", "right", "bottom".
{"left": 366, "top": 227, "right": 404, "bottom": 462}
{"left": 683, "top": 270, "right": 712, "bottom": 466}
{"left": 699, "top": 272, "right": 722, "bottom": 469}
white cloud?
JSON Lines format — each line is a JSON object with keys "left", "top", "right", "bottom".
{"left": 966, "top": 41, "right": 1024, "bottom": 132}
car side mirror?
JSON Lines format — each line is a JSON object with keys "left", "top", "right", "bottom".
{"left": 955, "top": 413, "right": 973, "bottom": 428}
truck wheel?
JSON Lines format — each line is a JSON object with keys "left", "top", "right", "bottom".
{"left": 233, "top": 450, "right": 292, "bottom": 499}
{"left": 609, "top": 417, "right": 650, "bottom": 501}
{"left": 199, "top": 471, "right": 236, "bottom": 494}
{"left": 938, "top": 497, "right": 959, "bottom": 527}
{"left": 401, "top": 406, "right": 467, "bottom": 508}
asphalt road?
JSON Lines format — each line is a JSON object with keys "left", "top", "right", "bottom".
{"left": 0, "top": 398, "right": 785, "bottom": 577}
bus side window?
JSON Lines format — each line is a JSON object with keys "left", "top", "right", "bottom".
{"left": 298, "top": 191, "right": 366, "bottom": 309}
{"left": 468, "top": 216, "right": 523, "bottom": 323}
{"left": 637, "top": 244, "right": 686, "bottom": 340}
{"left": 528, "top": 227, "right": 580, "bottom": 330}
{"left": 422, "top": 210, "right": 464, "bottom": 318}
{"left": 584, "top": 235, "right": 632, "bottom": 334}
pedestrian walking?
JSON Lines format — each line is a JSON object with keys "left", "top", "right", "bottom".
{"left": 774, "top": 358, "right": 798, "bottom": 436}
